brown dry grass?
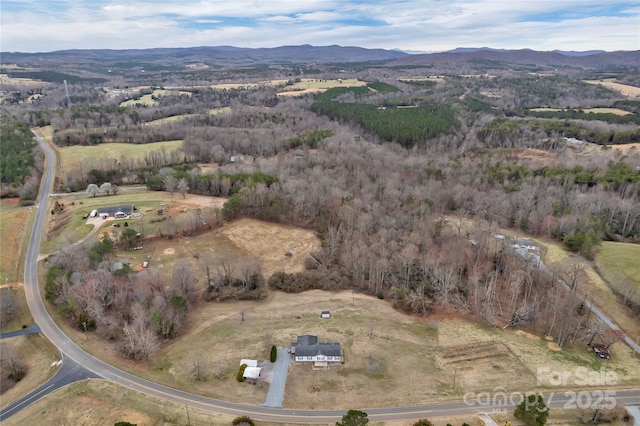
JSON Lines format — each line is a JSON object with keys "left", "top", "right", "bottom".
{"left": 50, "top": 289, "right": 640, "bottom": 413}
{"left": 276, "top": 78, "right": 366, "bottom": 96}
{"left": 583, "top": 107, "right": 632, "bottom": 116}
{"left": 2, "top": 380, "right": 235, "bottom": 426}
{"left": 0, "top": 207, "right": 30, "bottom": 282}
{"left": 610, "top": 142, "right": 640, "bottom": 154}
{"left": 0, "top": 335, "right": 60, "bottom": 407}
{"left": 583, "top": 80, "right": 640, "bottom": 98}
{"left": 0, "top": 74, "right": 47, "bottom": 87}
{"left": 117, "top": 218, "right": 319, "bottom": 278}
{"left": 220, "top": 218, "right": 320, "bottom": 276}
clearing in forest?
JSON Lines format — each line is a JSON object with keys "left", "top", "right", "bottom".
{"left": 276, "top": 78, "right": 367, "bottom": 96}
{"left": 117, "top": 218, "right": 319, "bottom": 278}
{"left": 583, "top": 80, "right": 640, "bottom": 98}
{"left": 58, "top": 140, "right": 183, "bottom": 169}
{"left": 595, "top": 241, "right": 640, "bottom": 296}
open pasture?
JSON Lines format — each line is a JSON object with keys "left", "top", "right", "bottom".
{"left": 0, "top": 335, "right": 60, "bottom": 407}
{"left": 277, "top": 78, "right": 367, "bottom": 96}
{"left": 58, "top": 140, "right": 183, "bottom": 168}
{"left": 596, "top": 241, "right": 640, "bottom": 296}
{"left": 530, "top": 107, "right": 632, "bottom": 115}
{"left": 117, "top": 217, "right": 317, "bottom": 279}
{"left": 584, "top": 80, "right": 640, "bottom": 98}
{"left": 0, "top": 206, "right": 31, "bottom": 282}
{"left": 53, "top": 288, "right": 639, "bottom": 411}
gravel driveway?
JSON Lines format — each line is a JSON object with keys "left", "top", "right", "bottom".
{"left": 262, "top": 347, "right": 290, "bottom": 408}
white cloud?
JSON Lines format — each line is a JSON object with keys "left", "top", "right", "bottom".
{"left": 1, "top": 0, "right": 638, "bottom": 52}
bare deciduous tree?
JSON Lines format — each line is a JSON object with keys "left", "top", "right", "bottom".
{"left": 172, "top": 259, "right": 199, "bottom": 306}
{"left": 164, "top": 175, "right": 178, "bottom": 200}
{"left": 177, "top": 178, "right": 190, "bottom": 199}
{"left": 86, "top": 183, "right": 99, "bottom": 197}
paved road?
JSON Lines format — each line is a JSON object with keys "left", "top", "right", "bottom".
{"left": 0, "top": 324, "right": 41, "bottom": 339}
{"left": 2, "top": 130, "right": 639, "bottom": 423}
{"left": 0, "top": 356, "right": 101, "bottom": 422}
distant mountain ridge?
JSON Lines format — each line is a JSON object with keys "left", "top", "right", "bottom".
{"left": 391, "top": 48, "right": 639, "bottom": 69}
{"left": 447, "top": 47, "right": 608, "bottom": 57}
{"left": 1, "top": 44, "right": 408, "bottom": 65}
{"left": 2, "top": 44, "right": 637, "bottom": 69}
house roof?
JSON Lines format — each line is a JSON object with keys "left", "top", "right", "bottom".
{"left": 291, "top": 335, "right": 341, "bottom": 357}
{"left": 97, "top": 205, "right": 134, "bottom": 214}
{"left": 293, "top": 335, "right": 318, "bottom": 346}
{"left": 294, "top": 342, "right": 341, "bottom": 357}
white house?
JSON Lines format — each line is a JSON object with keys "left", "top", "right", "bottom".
{"left": 290, "top": 335, "right": 342, "bottom": 369}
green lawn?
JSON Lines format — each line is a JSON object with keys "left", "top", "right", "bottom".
{"left": 596, "top": 241, "right": 640, "bottom": 294}
{"left": 59, "top": 140, "right": 182, "bottom": 168}
{"left": 42, "top": 189, "right": 181, "bottom": 253}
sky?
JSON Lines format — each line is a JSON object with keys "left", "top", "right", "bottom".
{"left": 1, "top": 0, "right": 639, "bottom": 53}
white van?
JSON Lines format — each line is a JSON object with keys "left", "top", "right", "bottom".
{"left": 90, "top": 210, "right": 98, "bottom": 218}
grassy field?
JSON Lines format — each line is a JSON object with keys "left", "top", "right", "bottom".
{"left": 0, "top": 334, "right": 60, "bottom": 407}
{"left": 211, "top": 80, "right": 289, "bottom": 90}
{"left": 0, "top": 206, "right": 31, "bottom": 282}
{"left": 584, "top": 80, "right": 640, "bottom": 98}
{"left": 42, "top": 190, "right": 223, "bottom": 253}
{"left": 584, "top": 107, "right": 633, "bottom": 115}
{"left": 530, "top": 107, "right": 632, "bottom": 116}
{"left": 58, "top": 140, "right": 182, "bottom": 169}
{"left": 276, "top": 78, "right": 367, "bottom": 96}
{"left": 117, "top": 217, "right": 318, "bottom": 278}
{"left": 45, "top": 288, "right": 639, "bottom": 412}
{"left": 596, "top": 242, "right": 640, "bottom": 296}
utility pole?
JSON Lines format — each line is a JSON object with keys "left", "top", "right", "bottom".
{"left": 185, "top": 403, "right": 191, "bottom": 425}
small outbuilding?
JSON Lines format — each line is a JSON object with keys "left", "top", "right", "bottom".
{"left": 239, "top": 359, "right": 258, "bottom": 368}
{"left": 243, "top": 366, "right": 261, "bottom": 382}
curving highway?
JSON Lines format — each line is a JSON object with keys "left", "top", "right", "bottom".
{"left": 1, "top": 131, "right": 639, "bottom": 423}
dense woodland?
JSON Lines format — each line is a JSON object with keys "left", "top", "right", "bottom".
{"left": 2, "top": 53, "right": 639, "bottom": 361}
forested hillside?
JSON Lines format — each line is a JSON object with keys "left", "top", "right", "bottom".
{"left": 0, "top": 119, "right": 42, "bottom": 200}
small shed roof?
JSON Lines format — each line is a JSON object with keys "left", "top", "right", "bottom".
{"left": 243, "top": 366, "right": 261, "bottom": 379}
{"left": 239, "top": 359, "right": 258, "bottom": 368}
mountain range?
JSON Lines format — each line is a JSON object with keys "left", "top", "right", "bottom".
{"left": 1, "top": 44, "right": 637, "bottom": 69}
